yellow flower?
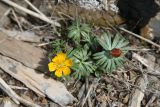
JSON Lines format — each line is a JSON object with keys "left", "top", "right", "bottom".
{"left": 48, "top": 52, "right": 73, "bottom": 77}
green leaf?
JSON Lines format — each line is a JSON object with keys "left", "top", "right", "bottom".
{"left": 96, "top": 56, "right": 108, "bottom": 65}
{"left": 104, "top": 32, "right": 112, "bottom": 50}
{"left": 68, "top": 21, "right": 92, "bottom": 46}
{"left": 68, "top": 30, "right": 78, "bottom": 38}
{"left": 112, "top": 34, "right": 121, "bottom": 48}
{"left": 81, "top": 31, "right": 88, "bottom": 37}
{"left": 111, "top": 59, "right": 116, "bottom": 71}
{"left": 106, "top": 60, "right": 112, "bottom": 71}
{"left": 102, "top": 60, "right": 109, "bottom": 68}
{"left": 98, "top": 38, "right": 109, "bottom": 50}
{"left": 93, "top": 51, "right": 105, "bottom": 56}
{"left": 116, "top": 38, "right": 129, "bottom": 48}
{"left": 81, "top": 24, "right": 91, "bottom": 32}
{"left": 68, "top": 23, "right": 77, "bottom": 29}
{"left": 71, "top": 48, "right": 95, "bottom": 78}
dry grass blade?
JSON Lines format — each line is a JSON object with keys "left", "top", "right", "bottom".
{"left": 0, "top": 77, "right": 20, "bottom": 104}
{"left": 24, "top": 0, "right": 45, "bottom": 16}
{"left": 81, "top": 79, "right": 99, "bottom": 107}
{"left": 119, "top": 27, "right": 160, "bottom": 49}
{"left": 132, "top": 53, "right": 159, "bottom": 73}
{"left": 1, "top": 0, "right": 60, "bottom": 27}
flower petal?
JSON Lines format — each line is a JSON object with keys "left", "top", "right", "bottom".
{"left": 62, "top": 67, "right": 71, "bottom": 76}
{"left": 48, "top": 62, "right": 57, "bottom": 72}
{"left": 52, "top": 56, "right": 59, "bottom": 63}
{"left": 55, "top": 69, "right": 63, "bottom": 77}
{"left": 64, "top": 59, "right": 73, "bottom": 67}
{"left": 56, "top": 52, "right": 66, "bottom": 62}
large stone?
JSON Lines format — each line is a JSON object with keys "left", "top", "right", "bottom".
{"left": 149, "top": 12, "right": 160, "bottom": 40}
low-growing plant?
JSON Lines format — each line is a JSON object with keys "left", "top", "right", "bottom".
{"left": 48, "top": 39, "right": 69, "bottom": 59}
{"left": 48, "top": 21, "right": 129, "bottom": 79}
{"left": 68, "top": 20, "right": 91, "bottom": 45}
{"left": 69, "top": 48, "right": 96, "bottom": 79}
{"left": 93, "top": 32, "right": 129, "bottom": 72}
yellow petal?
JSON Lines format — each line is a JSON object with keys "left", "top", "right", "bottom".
{"left": 52, "top": 56, "right": 59, "bottom": 63}
{"left": 62, "top": 67, "right": 71, "bottom": 76}
{"left": 48, "top": 62, "right": 57, "bottom": 72}
{"left": 64, "top": 59, "right": 73, "bottom": 67}
{"left": 56, "top": 52, "right": 66, "bottom": 62}
{"left": 55, "top": 69, "right": 63, "bottom": 77}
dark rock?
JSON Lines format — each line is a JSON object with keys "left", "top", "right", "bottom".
{"left": 117, "top": 0, "right": 160, "bottom": 34}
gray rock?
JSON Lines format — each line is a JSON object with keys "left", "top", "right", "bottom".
{"left": 149, "top": 13, "right": 160, "bottom": 40}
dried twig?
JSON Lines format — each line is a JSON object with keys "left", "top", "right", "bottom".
{"left": 9, "top": 85, "right": 28, "bottom": 90}
{"left": 132, "top": 53, "right": 159, "bottom": 73}
{"left": 24, "top": 0, "right": 45, "bottom": 16}
{"left": 1, "top": 97, "right": 19, "bottom": 107}
{"left": 37, "top": 41, "right": 53, "bottom": 47}
{"left": 119, "top": 27, "right": 160, "bottom": 48}
{"left": 81, "top": 83, "right": 93, "bottom": 107}
{"left": 1, "top": 0, "right": 60, "bottom": 27}
{"left": 145, "top": 95, "right": 156, "bottom": 107}
{"left": 0, "top": 8, "right": 11, "bottom": 23}
{"left": 16, "top": 96, "right": 41, "bottom": 107}
{"left": 129, "top": 53, "right": 156, "bottom": 107}
{"left": 11, "top": 10, "right": 23, "bottom": 32}
{"left": 128, "top": 76, "right": 147, "bottom": 107}
{"left": 0, "top": 77, "right": 41, "bottom": 107}
{"left": 85, "top": 78, "right": 92, "bottom": 107}
{"left": 78, "top": 84, "right": 85, "bottom": 100}
{"left": 128, "top": 48, "right": 155, "bottom": 51}
{"left": 0, "top": 77, "right": 20, "bottom": 104}
{"left": 81, "top": 79, "right": 99, "bottom": 107}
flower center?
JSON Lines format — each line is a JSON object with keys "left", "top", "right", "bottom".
{"left": 58, "top": 63, "right": 65, "bottom": 68}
